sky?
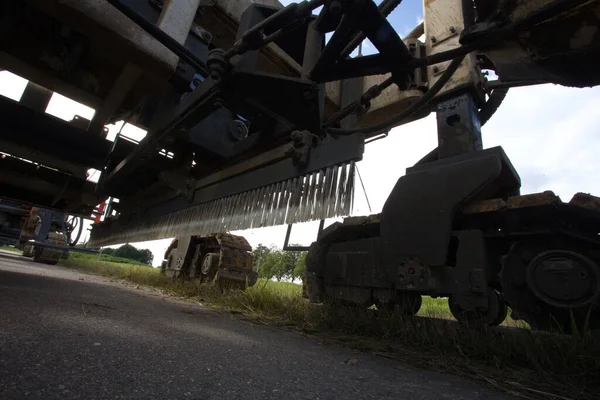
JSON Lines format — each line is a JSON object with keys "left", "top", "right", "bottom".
{"left": 1, "top": 0, "right": 599, "bottom": 267}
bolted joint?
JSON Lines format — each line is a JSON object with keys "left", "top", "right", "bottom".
{"left": 303, "top": 88, "right": 315, "bottom": 101}
{"left": 328, "top": 0, "right": 343, "bottom": 16}
{"left": 229, "top": 120, "right": 249, "bottom": 141}
{"left": 296, "top": 1, "right": 315, "bottom": 18}
{"left": 207, "top": 48, "right": 228, "bottom": 80}
{"left": 286, "top": 130, "right": 316, "bottom": 167}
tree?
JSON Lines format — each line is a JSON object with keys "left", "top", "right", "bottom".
{"left": 255, "top": 246, "right": 308, "bottom": 282}
{"left": 293, "top": 251, "right": 307, "bottom": 281}
{"left": 252, "top": 243, "right": 271, "bottom": 273}
{"left": 114, "top": 244, "right": 140, "bottom": 260}
{"left": 258, "top": 250, "right": 278, "bottom": 280}
{"left": 138, "top": 249, "right": 154, "bottom": 265}
{"left": 101, "top": 247, "right": 116, "bottom": 256}
{"left": 112, "top": 243, "right": 154, "bottom": 265}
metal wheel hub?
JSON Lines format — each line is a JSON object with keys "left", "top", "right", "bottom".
{"left": 527, "top": 250, "right": 599, "bottom": 308}
{"left": 201, "top": 253, "right": 219, "bottom": 275}
{"left": 448, "top": 290, "right": 506, "bottom": 328}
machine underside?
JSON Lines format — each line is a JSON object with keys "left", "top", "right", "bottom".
{"left": 1, "top": 0, "right": 600, "bottom": 332}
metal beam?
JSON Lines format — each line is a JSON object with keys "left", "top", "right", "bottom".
{"left": 157, "top": 0, "right": 202, "bottom": 45}
{"left": 87, "top": 62, "right": 143, "bottom": 136}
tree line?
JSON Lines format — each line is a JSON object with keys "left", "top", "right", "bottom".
{"left": 252, "top": 244, "right": 307, "bottom": 282}
{"left": 101, "top": 244, "right": 154, "bottom": 265}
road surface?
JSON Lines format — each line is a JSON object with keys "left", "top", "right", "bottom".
{"left": 0, "top": 251, "right": 513, "bottom": 400}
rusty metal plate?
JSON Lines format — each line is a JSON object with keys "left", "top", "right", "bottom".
{"left": 343, "top": 213, "right": 381, "bottom": 226}
{"left": 569, "top": 192, "right": 600, "bottom": 211}
{"left": 506, "top": 191, "right": 562, "bottom": 209}
{"left": 215, "top": 233, "right": 252, "bottom": 251}
{"left": 220, "top": 248, "right": 253, "bottom": 271}
{"left": 462, "top": 198, "right": 507, "bottom": 214}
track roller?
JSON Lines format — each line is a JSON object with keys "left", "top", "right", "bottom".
{"left": 377, "top": 293, "right": 423, "bottom": 317}
{"left": 448, "top": 290, "right": 507, "bottom": 328}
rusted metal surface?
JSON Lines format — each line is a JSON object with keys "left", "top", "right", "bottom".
{"left": 506, "top": 191, "right": 562, "bottom": 209}
{"left": 213, "top": 266, "right": 258, "bottom": 287}
{"left": 219, "top": 247, "right": 253, "bottom": 271}
{"left": 462, "top": 198, "right": 507, "bottom": 214}
{"left": 343, "top": 213, "right": 381, "bottom": 226}
{"left": 569, "top": 192, "right": 600, "bottom": 211}
{"left": 214, "top": 233, "right": 252, "bottom": 252}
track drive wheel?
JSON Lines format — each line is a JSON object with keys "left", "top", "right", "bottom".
{"left": 501, "top": 237, "right": 600, "bottom": 333}
{"left": 164, "top": 248, "right": 184, "bottom": 279}
{"left": 448, "top": 290, "right": 507, "bottom": 328}
{"left": 200, "top": 253, "right": 220, "bottom": 283}
{"left": 377, "top": 293, "right": 423, "bottom": 317}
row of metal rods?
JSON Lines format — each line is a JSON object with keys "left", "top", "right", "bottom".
{"left": 91, "top": 163, "right": 355, "bottom": 246}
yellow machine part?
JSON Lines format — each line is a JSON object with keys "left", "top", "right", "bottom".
{"left": 33, "top": 232, "right": 67, "bottom": 264}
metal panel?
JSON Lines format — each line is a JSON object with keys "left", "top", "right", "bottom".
{"left": 157, "top": 0, "right": 202, "bottom": 45}
{"left": 380, "top": 147, "right": 520, "bottom": 269}
{"left": 26, "top": 0, "right": 179, "bottom": 75}
{"left": 424, "top": 0, "right": 483, "bottom": 99}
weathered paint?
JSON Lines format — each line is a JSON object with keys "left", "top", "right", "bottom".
{"left": 506, "top": 191, "right": 562, "bottom": 209}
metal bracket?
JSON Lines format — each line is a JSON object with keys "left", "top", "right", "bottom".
{"left": 283, "top": 219, "right": 325, "bottom": 252}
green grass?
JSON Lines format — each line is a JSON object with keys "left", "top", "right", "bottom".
{"left": 0, "top": 245, "right": 20, "bottom": 253}
{"left": 68, "top": 251, "right": 151, "bottom": 266}
{"left": 59, "top": 257, "right": 600, "bottom": 400}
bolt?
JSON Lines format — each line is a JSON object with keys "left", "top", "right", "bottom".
{"left": 450, "top": 26, "right": 457, "bottom": 34}
{"left": 291, "top": 131, "right": 303, "bottom": 143}
{"left": 329, "top": 0, "right": 343, "bottom": 15}
{"left": 200, "top": 30, "right": 212, "bottom": 43}
{"left": 431, "top": 36, "right": 437, "bottom": 44}
{"left": 433, "top": 66, "right": 439, "bottom": 73}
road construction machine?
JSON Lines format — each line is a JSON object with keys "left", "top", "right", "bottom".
{"left": 161, "top": 233, "right": 258, "bottom": 289}
{"left": 0, "top": 199, "right": 87, "bottom": 264}
{"left": 1, "top": 0, "right": 600, "bottom": 332}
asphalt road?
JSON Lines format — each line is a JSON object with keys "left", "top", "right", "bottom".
{"left": 0, "top": 251, "right": 514, "bottom": 400}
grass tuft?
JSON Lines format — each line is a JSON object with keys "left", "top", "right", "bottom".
{"left": 0, "top": 245, "right": 20, "bottom": 253}
{"left": 59, "top": 257, "right": 600, "bottom": 400}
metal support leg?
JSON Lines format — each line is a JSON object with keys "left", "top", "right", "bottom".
{"left": 436, "top": 93, "right": 482, "bottom": 159}
{"left": 302, "top": 20, "right": 325, "bottom": 120}
{"left": 20, "top": 81, "right": 53, "bottom": 113}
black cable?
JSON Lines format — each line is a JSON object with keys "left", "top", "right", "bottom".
{"left": 224, "top": 0, "right": 326, "bottom": 60}
{"left": 411, "top": 43, "right": 478, "bottom": 68}
{"left": 324, "top": 76, "right": 395, "bottom": 127}
{"left": 479, "top": 87, "right": 508, "bottom": 126}
{"left": 327, "top": 55, "right": 466, "bottom": 136}
{"left": 69, "top": 217, "right": 83, "bottom": 246}
{"left": 486, "top": 80, "right": 548, "bottom": 90}
{"left": 104, "top": 0, "right": 208, "bottom": 75}
{"left": 355, "top": 165, "right": 372, "bottom": 213}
